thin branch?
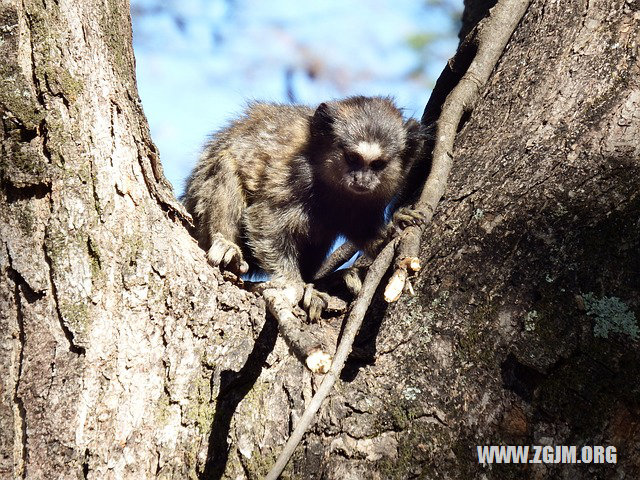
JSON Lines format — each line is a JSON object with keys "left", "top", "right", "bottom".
{"left": 265, "top": 239, "right": 398, "bottom": 480}
{"left": 387, "top": 0, "right": 532, "bottom": 300}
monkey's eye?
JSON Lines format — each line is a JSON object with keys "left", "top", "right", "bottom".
{"left": 370, "top": 160, "right": 386, "bottom": 171}
{"left": 343, "top": 151, "right": 362, "bottom": 167}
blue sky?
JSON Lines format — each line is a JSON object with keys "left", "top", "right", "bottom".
{"left": 131, "top": 0, "right": 460, "bottom": 195}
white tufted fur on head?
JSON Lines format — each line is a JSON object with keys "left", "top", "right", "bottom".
{"left": 355, "top": 141, "right": 383, "bottom": 161}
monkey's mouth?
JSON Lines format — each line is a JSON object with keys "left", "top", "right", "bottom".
{"left": 346, "top": 178, "right": 379, "bottom": 195}
{"left": 349, "top": 184, "right": 373, "bottom": 194}
{"left": 343, "top": 171, "right": 380, "bottom": 195}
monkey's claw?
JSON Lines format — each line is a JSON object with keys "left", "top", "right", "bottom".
{"left": 207, "top": 233, "right": 249, "bottom": 274}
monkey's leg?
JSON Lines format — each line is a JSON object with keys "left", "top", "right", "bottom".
{"left": 245, "top": 204, "right": 342, "bottom": 321}
{"left": 242, "top": 202, "right": 305, "bottom": 293}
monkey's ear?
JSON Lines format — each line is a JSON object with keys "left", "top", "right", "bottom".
{"left": 404, "top": 118, "right": 422, "bottom": 137}
{"left": 311, "top": 102, "right": 334, "bottom": 137}
{"left": 403, "top": 118, "right": 427, "bottom": 157}
{"left": 314, "top": 102, "right": 331, "bottom": 118}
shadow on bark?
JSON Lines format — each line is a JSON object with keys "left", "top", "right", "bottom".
{"left": 463, "top": 165, "right": 640, "bottom": 474}
{"left": 340, "top": 294, "right": 390, "bottom": 382}
{"left": 201, "top": 315, "right": 278, "bottom": 480}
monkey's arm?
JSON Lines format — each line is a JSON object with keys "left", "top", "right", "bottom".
{"left": 183, "top": 146, "right": 250, "bottom": 274}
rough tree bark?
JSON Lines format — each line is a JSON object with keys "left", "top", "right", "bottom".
{"left": 0, "top": 1, "right": 638, "bottom": 480}
{"left": 0, "top": 0, "right": 264, "bottom": 478}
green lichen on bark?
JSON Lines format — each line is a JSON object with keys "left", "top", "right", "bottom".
{"left": 98, "top": 5, "right": 135, "bottom": 86}
{"left": 59, "top": 299, "right": 89, "bottom": 330}
{"left": 184, "top": 374, "right": 216, "bottom": 436}
{"left": 13, "top": 200, "right": 36, "bottom": 234}
{"left": 242, "top": 449, "right": 281, "bottom": 480}
{"left": 0, "top": 5, "right": 43, "bottom": 128}
{"left": 0, "top": 5, "right": 47, "bottom": 185}
{"left": 23, "top": 2, "right": 83, "bottom": 104}
{"left": 377, "top": 424, "right": 448, "bottom": 479}
{"left": 583, "top": 293, "right": 638, "bottom": 340}
{"left": 87, "top": 235, "right": 104, "bottom": 283}
{"left": 45, "top": 226, "right": 93, "bottom": 344}
{"left": 457, "top": 301, "right": 500, "bottom": 366}
{"left": 42, "top": 64, "right": 84, "bottom": 103}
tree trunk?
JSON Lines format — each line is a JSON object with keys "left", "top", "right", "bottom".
{"left": 1, "top": 1, "right": 638, "bottom": 480}
{"left": 0, "top": 1, "right": 264, "bottom": 478}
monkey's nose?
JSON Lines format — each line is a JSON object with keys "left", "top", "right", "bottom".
{"left": 350, "top": 171, "right": 378, "bottom": 193}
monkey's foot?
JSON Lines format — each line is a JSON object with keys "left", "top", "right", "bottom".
{"left": 343, "top": 267, "right": 363, "bottom": 296}
{"left": 302, "top": 284, "right": 347, "bottom": 322}
{"left": 392, "top": 207, "right": 427, "bottom": 232}
{"left": 207, "top": 233, "right": 249, "bottom": 274}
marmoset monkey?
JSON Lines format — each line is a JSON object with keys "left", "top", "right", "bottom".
{"left": 183, "top": 96, "right": 425, "bottom": 317}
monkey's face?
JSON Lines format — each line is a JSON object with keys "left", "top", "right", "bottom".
{"left": 337, "top": 141, "right": 403, "bottom": 197}
{"left": 311, "top": 97, "right": 416, "bottom": 201}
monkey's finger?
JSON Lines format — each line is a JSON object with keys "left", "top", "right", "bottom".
{"left": 226, "top": 252, "right": 249, "bottom": 274}
{"left": 309, "top": 297, "right": 323, "bottom": 322}
{"left": 237, "top": 260, "right": 249, "bottom": 274}
{"left": 302, "top": 284, "right": 315, "bottom": 310}
{"left": 311, "top": 290, "right": 332, "bottom": 321}
{"left": 227, "top": 254, "right": 249, "bottom": 275}
{"left": 222, "top": 247, "right": 238, "bottom": 267}
{"left": 393, "top": 208, "right": 427, "bottom": 229}
{"left": 395, "top": 213, "right": 423, "bottom": 226}
{"left": 207, "top": 244, "right": 226, "bottom": 266}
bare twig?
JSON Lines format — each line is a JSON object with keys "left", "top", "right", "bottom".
{"left": 261, "top": 286, "right": 338, "bottom": 373}
{"left": 265, "top": 239, "right": 398, "bottom": 480}
{"left": 387, "top": 0, "right": 532, "bottom": 301}
{"left": 384, "top": 267, "right": 407, "bottom": 302}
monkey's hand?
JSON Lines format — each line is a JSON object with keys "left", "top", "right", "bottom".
{"left": 207, "top": 233, "right": 249, "bottom": 274}
{"left": 391, "top": 206, "right": 427, "bottom": 233}
{"left": 363, "top": 207, "right": 427, "bottom": 260}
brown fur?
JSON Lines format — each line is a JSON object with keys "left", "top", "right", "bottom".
{"left": 182, "top": 96, "right": 425, "bottom": 285}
